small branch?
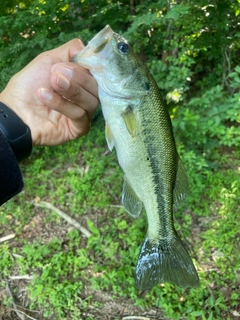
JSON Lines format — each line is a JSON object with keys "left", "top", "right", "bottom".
{"left": 6, "top": 281, "right": 25, "bottom": 320}
{"left": 12, "top": 253, "right": 24, "bottom": 259}
{"left": 130, "top": 0, "right": 136, "bottom": 14}
{"left": 109, "top": 205, "right": 123, "bottom": 208}
{"left": 8, "top": 308, "right": 37, "bottom": 320}
{"left": 0, "top": 233, "right": 15, "bottom": 243}
{"left": 122, "top": 317, "right": 151, "bottom": 320}
{"left": 202, "top": 268, "right": 218, "bottom": 273}
{"left": 224, "top": 47, "right": 231, "bottom": 76}
{"left": 9, "top": 275, "right": 34, "bottom": 280}
{"left": 207, "top": 285, "right": 216, "bottom": 304}
{"left": 35, "top": 201, "right": 91, "bottom": 238}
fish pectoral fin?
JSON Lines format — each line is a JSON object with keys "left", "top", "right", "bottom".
{"left": 173, "top": 157, "right": 189, "bottom": 205}
{"left": 122, "top": 177, "right": 142, "bottom": 218}
{"left": 121, "top": 105, "right": 137, "bottom": 137}
{"left": 105, "top": 122, "right": 115, "bottom": 151}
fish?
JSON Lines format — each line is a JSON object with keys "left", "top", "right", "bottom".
{"left": 73, "top": 25, "right": 199, "bottom": 290}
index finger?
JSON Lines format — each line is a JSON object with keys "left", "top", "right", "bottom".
{"left": 35, "top": 39, "right": 85, "bottom": 64}
{"left": 51, "top": 62, "right": 99, "bottom": 99}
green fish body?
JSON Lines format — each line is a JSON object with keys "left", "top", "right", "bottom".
{"left": 73, "top": 25, "right": 199, "bottom": 289}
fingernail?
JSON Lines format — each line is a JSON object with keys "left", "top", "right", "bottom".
{"left": 38, "top": 88, "right": 53, "bottom": 101}
{"left": 61, "top": 66, "right": 73, "bottom": 79}
{"left": 57, "top": 74, "right": 70, "bottom": 89}
{"left": 52, "top": 65, "right": 73, "bottom": 79}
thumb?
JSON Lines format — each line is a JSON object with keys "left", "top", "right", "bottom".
{"left": 69, "top": 38, "right": 85, "bottom": 59}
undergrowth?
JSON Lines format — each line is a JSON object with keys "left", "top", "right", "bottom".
{"left": 0, "top": 113, "right": 239, "bottom": 319}
{"left": 0, "top": 1, "right": 240, "bottom": 318}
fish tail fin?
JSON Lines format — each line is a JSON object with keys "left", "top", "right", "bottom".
{"left": 135, "top": 235, "right": 199, "bottom": 290}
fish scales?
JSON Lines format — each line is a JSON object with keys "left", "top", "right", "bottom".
{"left": 73, "top": 25, "right": 199, "bottom": 290}
{"left": 137, "top": 75, "right": 177, "bottom": 241}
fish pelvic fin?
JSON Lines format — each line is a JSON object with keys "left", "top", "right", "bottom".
{"left": 135, "top": 235, "right": 199, "bottom": 290}
{"left": 122, "top": 176, "right": 143, "bottom": 218}
{"left": 173, "top": 157, "right": 189, "bottom": 205}
{"left": 105, "top": 122, "right": 115, "bottom": 151}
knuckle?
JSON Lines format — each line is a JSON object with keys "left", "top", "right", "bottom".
{"left": 73, "top": 70, "right": 86, "bottom": 86}
{"left": 73, "top": 116, "right": 91, "bottom": 138}
{"left": 70, "top": 86, "right": 82, "bottom": 102}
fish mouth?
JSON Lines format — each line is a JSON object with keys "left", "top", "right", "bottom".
{"left": 72, "top": 25, "right": 114, "bottom": 66}
{"left": 89, "top": 25, "right": 113, "bottom": 54}
{"left": 81, "top": 25, "right": 113, "bottom": 55}
{"left": 91, "top": 25, "right": 113, "bottom": 45}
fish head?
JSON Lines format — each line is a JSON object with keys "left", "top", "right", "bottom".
{"left": 72, "top": 25, "right": 150, "bottom": 99}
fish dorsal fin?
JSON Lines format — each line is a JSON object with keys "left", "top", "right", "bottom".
{"left": 173, "top": 157, "right": 189, "bottom": 205}
{"left": 105, "top": 122, "right": 115, "bottom": 151}
{"left": 122, "top": 176, "right": 142, "bottom": 218}
{"left": 121, "top": 105, "right": 137, "bottom": 137}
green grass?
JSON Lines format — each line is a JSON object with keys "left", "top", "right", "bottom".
{"left": 0, "top": 115, "right": 239, "bottom": 319}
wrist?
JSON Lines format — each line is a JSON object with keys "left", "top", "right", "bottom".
{"left": 0, "top": 102, "right": 32, "bottom": 162}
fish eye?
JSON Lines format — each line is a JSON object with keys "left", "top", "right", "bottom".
{"left": 117, "top": 42, "right": 129, "bottom": 54}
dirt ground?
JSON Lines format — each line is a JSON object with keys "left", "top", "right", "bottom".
{"left": 0, "top": 208, "right": 167, "bottom": 320}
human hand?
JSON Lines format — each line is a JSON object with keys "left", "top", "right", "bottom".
{"left": 0, "top": 39, "right": 99, "bottom": 146}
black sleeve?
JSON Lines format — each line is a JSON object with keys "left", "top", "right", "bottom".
{"left": 0, "top": 130, "right": 23, "bottom": 205}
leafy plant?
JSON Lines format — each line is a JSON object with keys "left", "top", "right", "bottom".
{"left": 0, "top": 0, "right": 240, "bottom": 319}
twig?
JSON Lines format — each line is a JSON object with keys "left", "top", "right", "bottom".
{"left": 9, "top": 275, "right": 34, "bottom": 280}
{"left": 122, "top": 317, "right": 151, "bottom": 320}
{"left": 0, "top": 233, "right": 15, "bottom": 243}
{"left": 202, "top": 268, "right": 218, "bottom": 273}
{"left": 12, "top": 253, "right": 24, "bottom": 259}
{"left": 109, "top": 205, "right": 123, "bottom": 208}
{"left": 35, "top": 201, "right": 91, "bottom": 238}
{"left": 8, "top": 308, "right": 37, "bottom": 320}
{"left": 6, "top": 281, "right": 25, "bottom": 320}
{"left": 207, "top": 285, "right": 216, "bottom": 304}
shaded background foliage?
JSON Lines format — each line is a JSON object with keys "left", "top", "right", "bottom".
{"left": 0, "top": 1, "right": 240, "bottom": 319}
{"left": 1, "top": 0, "right": 240, "bottom": 155}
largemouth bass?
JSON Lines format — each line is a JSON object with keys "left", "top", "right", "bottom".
{"left": 73, "top": 25, "right": 199, "bottom": 289}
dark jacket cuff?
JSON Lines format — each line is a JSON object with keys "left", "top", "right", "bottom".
{"left": 0, "top": 131, "right": 23, "bottom": 205}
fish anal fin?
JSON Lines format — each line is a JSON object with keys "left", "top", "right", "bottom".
{"left": 122, "top": 177, "right": 142, "bottom": 218}
{"left": 105, "top": 122, "right": 115, "bottom": 151}
{"left": 173, "top": 157, "right": 189, "bottom": 205}
{"left": 135, "top": 234, "right": 199, "bottom": 290}
{"left": 121, "top": 105, "right": 137, "bottom": 137}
